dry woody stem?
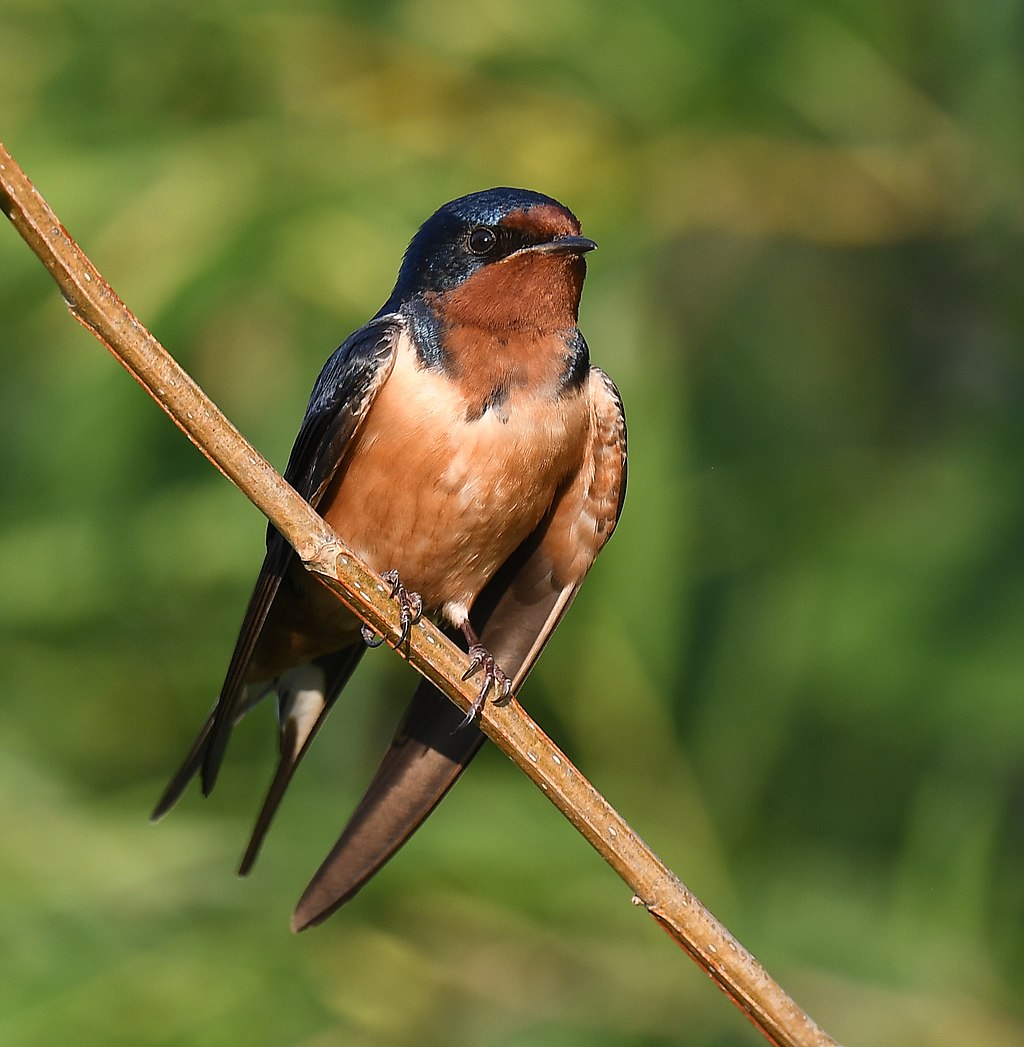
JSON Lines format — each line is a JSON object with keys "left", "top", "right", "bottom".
{"left": 0, "top": 142, "right": 841, "bottom": 1047}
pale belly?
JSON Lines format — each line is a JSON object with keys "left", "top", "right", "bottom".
{"left": 321, "top": 345, "right": 590, "bottom": 625}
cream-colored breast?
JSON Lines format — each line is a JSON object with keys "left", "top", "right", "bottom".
{"left": 319, "top": 330, "right": 590, "bottom": 624}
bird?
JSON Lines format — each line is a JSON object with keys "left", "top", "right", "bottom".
{"left": 151, "top": 187, "right": 627, "bottom": 931}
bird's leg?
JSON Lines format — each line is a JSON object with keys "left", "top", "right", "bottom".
{"left": 361, "top": 569, "right": 423, "bottom": 650}
{"left": 458, "top": 620, "right": 513, "bottom": 728}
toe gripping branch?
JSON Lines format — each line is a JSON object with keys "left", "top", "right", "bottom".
{"left": 361, "top": 569, "right": 423, "bottom": 650}
{"left": 458, "top": 621, "right": 513, "bottom": 730}
{"left": 360, "top": 571, "right": 512, "bottom": 730}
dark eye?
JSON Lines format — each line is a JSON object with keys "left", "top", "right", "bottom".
{"left": 468, "top": 225, "right": 498, "bottom": 255}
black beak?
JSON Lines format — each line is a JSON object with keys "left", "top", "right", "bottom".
{"left": 526, "top": 235, "right": 598, "bottom": 256}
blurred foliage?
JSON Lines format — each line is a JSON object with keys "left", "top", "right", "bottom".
{"left": 1, "top": 0, "right": 1023, "bottom": 1044}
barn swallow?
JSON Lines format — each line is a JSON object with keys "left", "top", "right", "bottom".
{"left": 151, "top": 188, "right": 627, "bottom": 930}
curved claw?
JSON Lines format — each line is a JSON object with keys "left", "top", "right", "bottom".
{"left": 458, "top": 642, "right": 512, "bottom": 729}
{"left": 381, "top": 569, "right": 423, "bottom": 648}
{"left": 361, "top": 623, "right": 385, "bottom": 648}
{"left": 362, "top": 570, "right": 423, "bottom": 650}
{"left": 397, "top": 591, "right": 423, "bottom": 648}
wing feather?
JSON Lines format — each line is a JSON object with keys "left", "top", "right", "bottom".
{"left": 154, "top": 316, "right": 401, "bottom": 813}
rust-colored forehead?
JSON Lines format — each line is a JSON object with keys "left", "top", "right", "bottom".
{"left": 500, "top": 203, "right": 582, "bottom": 239}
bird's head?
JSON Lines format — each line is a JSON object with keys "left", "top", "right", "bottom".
{"left": 385, "top": 188, "right": 596, "bottom": 331}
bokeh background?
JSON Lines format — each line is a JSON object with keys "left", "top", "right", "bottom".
{"left": 2, "top": 2, "right": 1023, "bottom": 1045}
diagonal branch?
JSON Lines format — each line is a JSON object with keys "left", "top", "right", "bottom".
{"left": 0, "top": 142, "right": 841, "bottom": 1047}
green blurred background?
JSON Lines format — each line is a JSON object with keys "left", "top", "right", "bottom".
{"left": 2, "top": 1, "right": 1022, "bottom": 1044}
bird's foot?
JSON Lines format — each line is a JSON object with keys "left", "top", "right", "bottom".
{"left": 458, "top": 633, "right": 513, "bottom": 729}
{"left": 361, "top": 569, "right": 423, "bottom": 650}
